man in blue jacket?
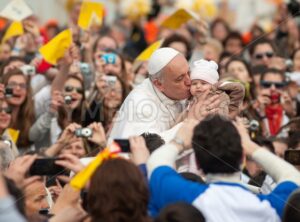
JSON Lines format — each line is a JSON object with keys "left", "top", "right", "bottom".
{"left": 147, "top": 115, "right": 300, "bottom": 221}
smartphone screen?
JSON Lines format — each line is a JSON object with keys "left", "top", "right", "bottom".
{"left": 30, "top": 158, "right": 65, "bottom": 176}
{"left": 114, "top": 139, "right": 130, "bottom": 153}
{"left": 284, "top": 150, "right": 300, "bottom": 165}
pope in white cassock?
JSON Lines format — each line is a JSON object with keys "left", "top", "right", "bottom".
{"left": 109, "top": 47, "right": 192, "bottom": 141}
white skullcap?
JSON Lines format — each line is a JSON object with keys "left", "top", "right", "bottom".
{"left": 147, "top": 47, "right": 180, "bottom": 75}
{"left": 190, "top": 59, "right": 219, "bottom": 84}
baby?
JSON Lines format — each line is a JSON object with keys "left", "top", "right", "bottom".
{"left": 180, "top": 59, "right": 245, "bottom": 121}
{"left": 175, "top": 59, "right": 245, "bottom": 175}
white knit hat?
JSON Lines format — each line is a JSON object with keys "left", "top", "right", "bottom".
{"left": 190, "top": 59, "right": 219, "bottom": 84}
{"left": 147, "top": 47, "right": 180, "bottom": 75}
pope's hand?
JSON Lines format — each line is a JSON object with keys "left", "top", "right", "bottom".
{"left": 187, "top": 89, "right": 221, "bottom": 121}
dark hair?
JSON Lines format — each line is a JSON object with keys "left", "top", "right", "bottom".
{"left": 192, "top": 115, "right": 243, "bottom": 174}
{"left": 154, "top": 202, "right": 206, "bottom": 222}
{"left": 140, "top": 132, "right": 165, "bottom": 153}
{"left": 251, "top": 65, "right": 268, "bottom": 76}
{"left": 283, "top": 189, "right": 300, "bottom": 222}
{"left": 210, "top": 18, "right": 230, "bottom": 40}
{"left": 161, "top": 33, "right": 192, "bottom": 60}
{"left": 225, "top": 57, "right": 252, "bottom": 77}
{"left": 223, "top": 31, "right": 244, "bottom": 48}
{"left": 260, "top": 68, "right": 285, "bottom": 82}
{"left": 288, "top": 131, "right": 300, "bottom": 149}
{"left": 253, "top": 136, "right": 275, "bottom": 153}
{"left": 248, "top": 38, "right": 276, "bottom": 56}
{"left": 88, "top": 158, "right": 150, "bottom": 222}
{"left": 0, "top": 56, "right": 25, "bottom": 77}
{"left": 219, "top": 51, "right": 232, "bottom": 62}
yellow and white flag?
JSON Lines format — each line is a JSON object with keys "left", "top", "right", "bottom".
{"left": 77, "top": 1, "right": 104, "bottom": 30}
{"left": 161, "top": 8, "right": 199, "bottom": 30}
{"left": 39, "top": 29, "right": 72, "bottom": 65}
{"left": 1, "top": 21, "right": 24, "bottom": 43}
{"left": 135, "top": 39, "right": 164, "bottom": 61}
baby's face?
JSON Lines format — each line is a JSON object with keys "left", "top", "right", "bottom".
{"left": 190, "top": 79, "right": 212, "bottom": 96}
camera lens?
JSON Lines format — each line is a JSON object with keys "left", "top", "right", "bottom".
{"left": 249, "top": 120, "right": 259, "bottom": 131}
{"left": 64, "top": 95, "right": 72, "bottom": 105}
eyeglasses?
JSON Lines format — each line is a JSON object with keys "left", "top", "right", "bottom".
{"left": 254, "top": 52, "right": 274, "bottom": 60}
{"left": 0, "top": 107, "right": 12, "bottom": 114}
{"left": 7, "top": 82, "right": 27, "bottom": 90}
{"left": 108, "top": 88, "right": 122, "bottom": 95}
{"left": 64, "top": 85, "right": 83, "bottom": 94}
{"left": 260, "top": 80, "right": 286, "bottom": 89}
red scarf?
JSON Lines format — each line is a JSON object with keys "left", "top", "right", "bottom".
{"left": 265, "top": 104, "right": 283, "bottom": 136}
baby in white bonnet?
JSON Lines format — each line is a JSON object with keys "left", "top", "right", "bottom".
{"left": 190, "top": 59, "right": 245, "bottom": 118}
{"left": 177, "top": 59, "right": 245, "bottom": 121}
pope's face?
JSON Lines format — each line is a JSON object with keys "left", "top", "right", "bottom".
{"left": 157, "top": 54, "right": 191, "bottom": 100}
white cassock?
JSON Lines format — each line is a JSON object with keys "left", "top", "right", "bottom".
{"left": 109, "top": 78, "right": 185, "bottom": 142}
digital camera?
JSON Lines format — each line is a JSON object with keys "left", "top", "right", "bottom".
{"left": 64, "top": 95, "right": 72, "bottom": 105}
{"left": 249, "top": 120, "right": 259, "bottom": 132}
{"left": 79, "top": 63, "right": 91, "bottom": 75}
{"left": 75, "top": 128, "right": 93, "bottom": 138}
{"left": 20, "top": 65, "right": 36, "bottom": 76}
{"left": 5, "top": 88, "right": 13, "bottom": 98}
{"left": 105, "top": 75, "right": 117, "bottom": 87}
{"left": 102, "top": 53, "right": 116, "bottom": 64}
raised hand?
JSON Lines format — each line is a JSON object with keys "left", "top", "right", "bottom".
{"left": 87, "top": 122, "right": 107, "bottom": 148}
{"left": 49, "top": 90, "right": 64, "bottom": 114}
{"left": 129, "top": 136, "right": 150, "bottom": 165}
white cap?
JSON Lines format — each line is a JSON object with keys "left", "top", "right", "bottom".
{"left": 147, "top": 47, "right": 180, "bottom": 75}
{"left": 190, "top": 59, "right": 219, "bottom": 84}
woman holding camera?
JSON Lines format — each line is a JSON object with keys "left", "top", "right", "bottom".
{"left": 29, "top": 74, "right": 86, "bottom": 149}
{"left": 85, "top": 74, "right": 127, "bottom": 134}
{"left": 1, "top": 68, "right": 35, "bottom": 152}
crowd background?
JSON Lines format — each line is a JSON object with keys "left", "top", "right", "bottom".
{"left": 0, "top": 0, "right": 300, "bottom": 222}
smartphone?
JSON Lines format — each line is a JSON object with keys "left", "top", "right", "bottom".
{"left": 284, "top": 150, "right": 300, "bottom": 165}
{"left": 114, "top": 139, "right": 130, "bottom": 153}
{"left": 29, "top": 158, "right": 65, "bottom": 176}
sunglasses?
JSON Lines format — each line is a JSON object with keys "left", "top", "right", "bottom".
{"left": 260, "top": 80, "right": 286, "bottom": 89}
{"left": 0, "top": 107, "right": 12, "bottom": 114}
{"left": 64, "top": 85, "right": 83, "bottom": 94}
{"left": 254, "top": 52, "right": 274, "bottom": 60}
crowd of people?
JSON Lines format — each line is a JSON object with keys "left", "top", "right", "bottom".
{"left": 0, "top": 0, "right": 300, "bottom": 221}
